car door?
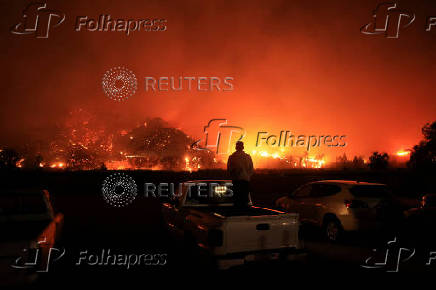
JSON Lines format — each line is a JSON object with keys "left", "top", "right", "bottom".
{"left": 287, "top": 184, "right": 312, "bottom": 222}
{"left": 301, "top": 183, "right": 338, "bottom": 225}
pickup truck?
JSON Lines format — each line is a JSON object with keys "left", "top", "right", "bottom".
{"left": 0, "top": 189, "right": 64, "bottom": 286}
{"left": 161, "top": 180, "right": 302, "bottom": 269}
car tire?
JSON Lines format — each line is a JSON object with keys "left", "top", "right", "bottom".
{"left": 323, "top": 217, "right": 343, "bottom": 243}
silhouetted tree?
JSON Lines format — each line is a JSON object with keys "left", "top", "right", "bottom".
{"left": 352, "top": 156, "right": 365, "bottom": 168}
{"left": 0, "top": 148, "right": 21, "bottom": 169}
{"left": 116, "top": 117, "right": 219, "bottom": 170}
{"left": 23, "top": 154, "right": 43, "bottom": 169}
{"left": 369, "top": 152, "right": 389, "bottom": 170}
{"left": 99, "top": 162, "right": 107, "bottom": 170}
{"left": 336, "top": 153, "right": 349, "bottom": 169}
{"left": 408, "top": 121, "right": 436, "bottom": 170}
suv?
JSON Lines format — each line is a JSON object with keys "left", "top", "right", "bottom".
{"left": 275, "top": 180, "right": 396, "bottom": 242}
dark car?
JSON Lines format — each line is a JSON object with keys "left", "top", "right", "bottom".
{"left": 403, "top": 194, "right": 436, "bottom": 244}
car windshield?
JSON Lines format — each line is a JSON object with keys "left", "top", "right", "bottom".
{"left": 184, "top": 182, "right": 234, "bottom": 205}
{"left": 349, "top": 185, "right": 390, "bottom": 199}
{"left": 0, "top": 193, "right": 47, "bottom": 215}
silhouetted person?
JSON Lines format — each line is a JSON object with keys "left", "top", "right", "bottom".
{"left": 227, "top": 141, "right": 253, "bottom": 208}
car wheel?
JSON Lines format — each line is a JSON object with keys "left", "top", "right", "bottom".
{"left": 323, "top": 219, "right": 343, "bottom": 242}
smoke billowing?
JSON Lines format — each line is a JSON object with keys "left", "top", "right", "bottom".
{"left": 1, "top": 0, "right": 436, "bottom": 161}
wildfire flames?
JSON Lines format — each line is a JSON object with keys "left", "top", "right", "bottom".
{"left": 396, "top": 150, "right": 411, "bottom": 157}
{"left": 50, "top": 162, "right": 65, "bottom": 168}
{"left": 5, "top": 109, "right": 328, "bottom": 171}
{"left": 250, "top": 149, "right": 326, "bottom": 169}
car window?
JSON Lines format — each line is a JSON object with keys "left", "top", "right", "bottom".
{"left": 293, "top": 185, "right": 311, "bottom": 198}
{"left": 310, "top": 184, "right": 342, "bottom": 197}
{"left": 349, "top": 185, "right": 390, "bottom": 199}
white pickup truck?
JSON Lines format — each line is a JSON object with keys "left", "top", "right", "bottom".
{"left": 162, "top": 180, "right": 302, "bottom": 268}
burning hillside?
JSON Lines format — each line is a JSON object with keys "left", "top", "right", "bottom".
{"left": 0, "top": 108, "right": 327, "bottom": 171}
{"left": 2, "top": 109, "right": 222, "bottom": 171}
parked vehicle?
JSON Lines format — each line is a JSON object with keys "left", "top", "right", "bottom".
{"left": 275, "top": 180, "right": 400, "bottom": 242}
{"left": 0, "top": 189, "right": 64, "bottom": 286}
{"left": 403, "top": 194, "right": 436, "bottom": 244}
{"left": 417, "top": 193, "right": 436, "bottom": 209}
{"left": 161, "top": 180, "right": 302, "bottom": 269}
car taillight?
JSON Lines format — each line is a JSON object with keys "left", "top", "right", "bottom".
{"left": 344, "top": 199, "right": 368, "bottom": 209}
{"left": 207, "top": 229, "right": 223, "bottom": 247}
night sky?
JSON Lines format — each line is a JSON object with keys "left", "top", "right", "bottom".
{"left": 1, "top": 0, "right": 436, "bottom": 162}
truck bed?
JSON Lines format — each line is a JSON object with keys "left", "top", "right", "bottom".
{"left": 195, "top": 206, "right": 285, "bottom": 217}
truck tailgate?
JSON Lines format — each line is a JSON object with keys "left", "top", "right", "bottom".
{"left": 222, "top": 213, "right": 299, "bottom": 254}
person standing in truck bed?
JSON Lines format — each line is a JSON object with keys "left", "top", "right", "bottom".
{"left": 227, "top": 141, "right": 254, "bottom": 208}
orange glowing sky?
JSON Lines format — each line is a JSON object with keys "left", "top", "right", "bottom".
{"left": 1, "top": 0, "right": 436, "bottom": 161}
